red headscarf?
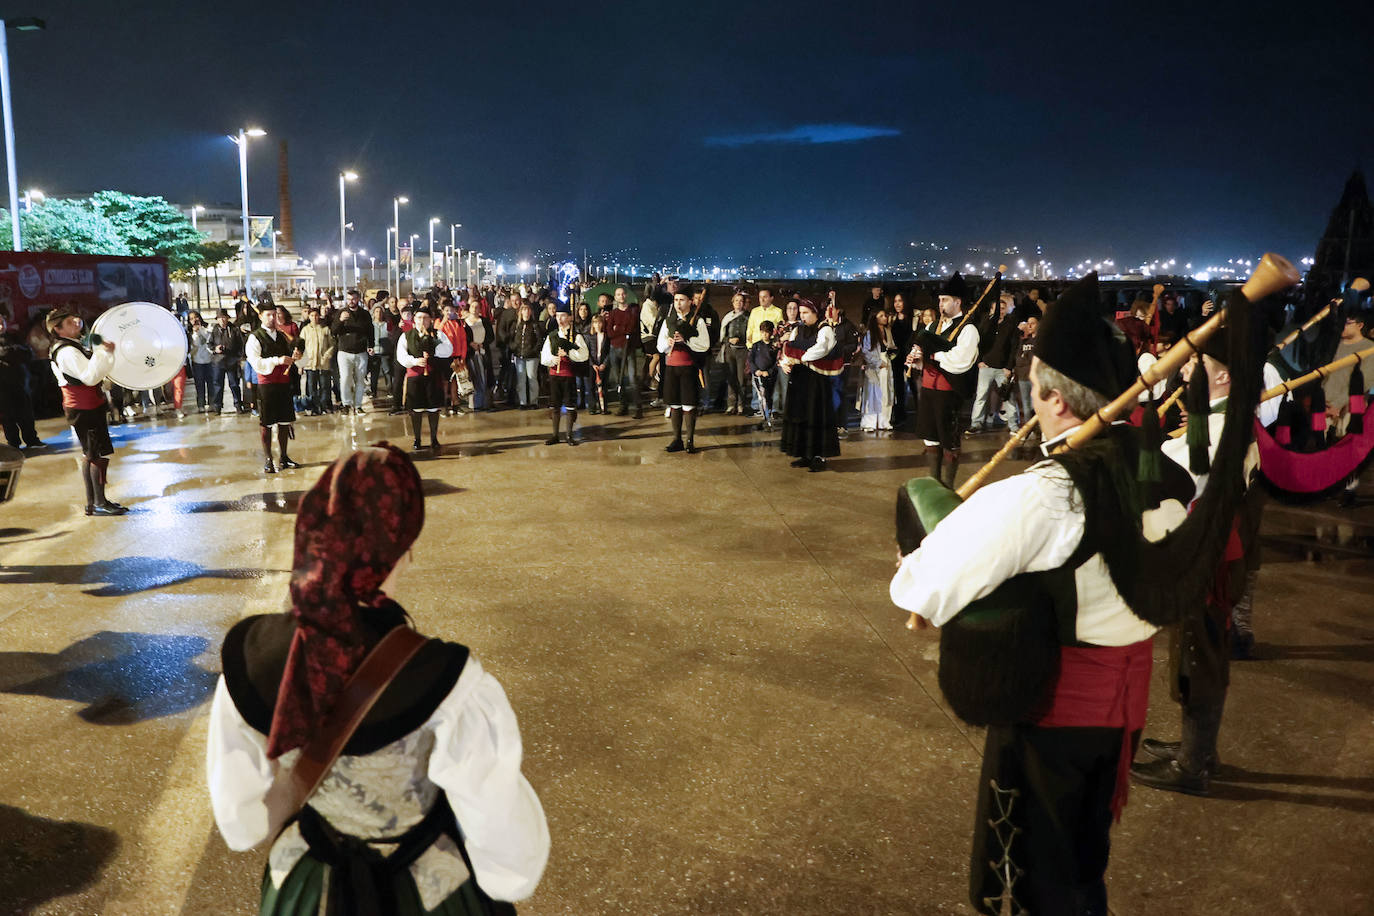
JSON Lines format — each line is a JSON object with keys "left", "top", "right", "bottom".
{"left": 266, "top": 444, "right": 425, "bottom": 759}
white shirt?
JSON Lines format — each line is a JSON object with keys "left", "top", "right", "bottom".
{"left": 796, "top": 324, "right": 838, "bottom": 363}
{"left": 466, "top": 316, "right": 486, "bottom": 349}
{"left": 207, "top": 656, "right": 550, "bottom": 906}
{"left": 930, "top": 318, "right": 979, "bottom": 375}
{"left": 396, "top": 328, "right": 455, "bottom": 369}
{"left": 245, "top": 328, "right": 290, "bottom": 377}
{"left": 1137, "top": 352, "right": 1167, "bottom": 401}
{"left": 51, "top": 340, "right": 114, "bottom": 387}
{"left": 656, "top": 315, "right": 710, "bottom": 355}
{"left": 541, "top": 325, "right": 590, "bottom": 367}
{"left": 1258, "top": 362, "right": 1283, "bottom": 429}
{"left": 891, "top": 428, "right": 1159, "bottom": 646}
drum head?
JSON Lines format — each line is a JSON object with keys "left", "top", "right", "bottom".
{"left": 90, "top": 302, "right": 188, "bottom": 390}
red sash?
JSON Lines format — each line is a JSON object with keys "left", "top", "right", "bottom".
{"left": 1030, "top": 639, "right": 1153, "bottom": 821}
{"left": 921, "top": 364, "right": 955, "bottom": 391}
{"left": 61, "top": 383, "right": 105, "bottom": 410}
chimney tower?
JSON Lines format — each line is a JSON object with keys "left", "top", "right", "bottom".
{"left": 277, "top": 140, "right": 294, "bottom": 250}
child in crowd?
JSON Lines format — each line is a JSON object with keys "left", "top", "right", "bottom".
{"left": 749, "top": 320, "right": 778, "bottom": 430}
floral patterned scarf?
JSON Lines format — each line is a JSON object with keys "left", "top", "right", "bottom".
{"left": 266, "top": 444, "right": 425, "bottom": 759}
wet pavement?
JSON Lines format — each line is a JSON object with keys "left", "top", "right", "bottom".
{"left": 0, "top": 403, "right": 1371, "bottom": 914}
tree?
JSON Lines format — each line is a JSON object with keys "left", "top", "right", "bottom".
{"left": 0, "top": 200, "right": 130, "bottom": 254}
{"left": 89, "top": 191, "right": 204, "bottom": 274}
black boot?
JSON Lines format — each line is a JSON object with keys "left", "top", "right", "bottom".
{"left": 410, "top": 413, "right": 425, "bottom": 450}
{"left": 940, "top": 450, "right": 960, "bottom": 489}
{"left": 546, "top": 408, "right": 561, "bottom": 446}
{"left": 665, "top": 408, "right": 684, "bottom": 452}
{"left": 260, "top": 426, "right": 276, "bottom": 472}
{"left": 566, "top": 409, "right": 579, "bottom": 446}
{"left": 81, "top": 457, "right": 96, "bottom": 513}
{"left": 925, "top": 445, "right": 943, "bottom": 481}
{"left": 277, "top": 426, "right": 299, "bottom": 468}
{"left": 428, "top": 411, "right": 441, "bottom": 450}
{"left": 683, "top": 410, "right": 697, "bottom": 453}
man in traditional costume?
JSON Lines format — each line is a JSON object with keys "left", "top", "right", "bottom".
{"left": 541, "top": 301, "right": 590, "bottom": 446}
{"left": 891, "top": 274, "right": 1262, "bottom": 913}
{"left": 908, "top": 272, "right": 980, "bottom": 487}
{"left": 656, "top": 288, "right": 709, "bottom": 454}
{"left": 396, "top": 306, "right": 454, "bottom": 452}
{"left": 246, "top": 307, "right": 304, "bottom": 474}
{"left": 47, "top": 309, "right": 126, "bottom": 515}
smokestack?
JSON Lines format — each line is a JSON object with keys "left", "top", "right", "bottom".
{"left": 277, "top": 140, "right": 294, "bottom": 250}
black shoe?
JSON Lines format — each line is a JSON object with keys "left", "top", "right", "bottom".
{"left": 1139, "top": 738, "right": 1221, "bottom": 770}
{"left": 1231, "top": 631, "right": 1256, "bottom": 660}
{"left": 789, "top": 457, "right": 809, "bottom": 468}
{"left": 86, "top": 503, "right": 128, "bottom": 517}
{"left": 1130, "top": 756, "right": 1212, "bottom": 797}
{"left": 685, "top": 440, "right": 697, "bottom": 454}
{"left": 545, "top": 436, "right": 561, "bottom": 446}
{"left": 567, "top": 436, "right": 579, "bottom": 446}
{"left": 665, "top": 439, "right": 685, "bottom": 453}
{"left": 633, "top": 409, "right": 643, "bottom": 419}
{"left": 809, "top": 457, "right": 827, "bottom": 472}
{"left": 279, "top": 457, "right": 301, "bottom": 470}
{"left": 1337, "top": 490, "right": 1358, "bottom": 509}
{"left": 22, "top": 439, "right": 44, "bottom": 448}
{"left": 616, "top": 407, "right": 628, "bottom": 416}
{"left": 264, "top": 460, "right": 276, "bottom": 474}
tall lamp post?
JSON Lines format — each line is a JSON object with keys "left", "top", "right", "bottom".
{"left": 229, "top": 126, "right": 266, "bottom": 295}
{"left": 0, "top": 16, "right": 44, "bottom": 251}
{"left": 189, "top": 204, "right": 205, "bottom": 308}
{"left": 392, "top": 195, "right": 408, "bottom": 291}
{"left": 408, "top": 234, "right": 419, "bottom": 287}
{"left": 386, "top": 228, "right": 396, "bottom": 292}
{"left": 339, "top": 169, "right": 357, "bottom": 289}
{"left": 315, "top": 253, "right": 327, "bottom": 295}
{"left": 428, "top": 217, "right": 440, "bottom": 289}
{"left": 449, "top": 222, "right": 462, "bottom": 286}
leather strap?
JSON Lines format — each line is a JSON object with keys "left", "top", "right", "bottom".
{"left": 287, "top": 626, "right": 429, "bottom": 809}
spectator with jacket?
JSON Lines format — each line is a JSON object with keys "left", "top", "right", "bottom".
{"left": 509, "top": 301, "right": 544, "bottom": 409}
{"left": 209, "top": 310, "right": 246, "bottom": 414}
{"left": 0, "top": 310, "right": 42, "bottom": 447}
{"left": 187, "top": 312, "right": 215, "bottom": 414}
{"left": 969, "top": 291, "right": 1021, "bottom": 434}
{"left": 298, "top": 307, "right": 337, "bottom": 415}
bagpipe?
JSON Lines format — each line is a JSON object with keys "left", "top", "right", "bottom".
{"left": 908, "top": 266, "right": 1005, "bottom": 367}
{"left": 1168, "top": 278, "right": 1374, "bottom": 499}
{"left": 894, "top": 254, "right": 1300, "bottom": 726}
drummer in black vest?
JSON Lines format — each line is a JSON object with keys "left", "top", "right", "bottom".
{"left": 655, "top": 287, "right": 709, "bottom": 453}
{"left": 246, "top": 307, "right": 304, "bottom": 474}
{"left": 46, "top": 309, "right": 126, "bottom": 516}
{"left": 907, "top": 272, "right": 980, "bottom": 487}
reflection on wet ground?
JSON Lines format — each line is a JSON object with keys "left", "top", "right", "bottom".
{"left": 157, "top": 491, "right": 306, "bottom": 515}
{"left": 0, "top": 556, "right": 276, "bottom": 596}
{"left": 0, "top": 631, "right": 216, "bottom": 724}
{"left": 1260, "top": 515, "right": 1374, "bottom": 564}
{"left": 0, "top": 803, "right": 119, "bottom": 909}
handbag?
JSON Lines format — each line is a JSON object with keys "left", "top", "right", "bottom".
{"left": 452, "top": 364, "right": 476, "bottom": 398}
{"left": 263, "top": 626, "right": 429, "bottom": 840}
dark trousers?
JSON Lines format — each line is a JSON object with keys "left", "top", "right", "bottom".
{"left": 305, "top": 369, "right": 330, "bottom": 414}
{"left": 1, "top": 370, "right": 39, "bottom": 445}
{"left": 212, "top": 361, "right": 243, "bottom": 411}
{"left": 971, "top": 724, "right": 1130, "bottom": 915}
{"left": 190, "top": 362, "right": 214, "bottom": 411}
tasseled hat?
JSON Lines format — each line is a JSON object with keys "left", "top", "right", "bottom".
{"left": 940, "top": 271, "right": 969, "bottom": 302}
{"left": 1033, "top": 272, "right": 1136, "bottom": 399}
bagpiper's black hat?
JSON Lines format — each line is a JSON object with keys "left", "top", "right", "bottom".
{"left": 1033, "top": 272, "right": 1136, "bottom": 399}
{"left": 940, "top": 271, "right": 968, "bottom": 302}
{"left": 412, "top": 304, "right": 433, "bottom": 317}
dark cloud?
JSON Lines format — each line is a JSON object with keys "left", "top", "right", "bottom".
{"left": 705, "top": 124, "right": 902, "bottom": 148}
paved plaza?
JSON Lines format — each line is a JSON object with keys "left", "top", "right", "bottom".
{"left": 0, "top": 406, "right": 1371, "bottom": 915}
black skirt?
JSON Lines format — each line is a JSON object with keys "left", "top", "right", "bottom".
{"left": 403, "top": 371, "right": 443, "bottom": 411}
{"left": 65, "top": 406, "right": 113, "bottom": 458}
{"left": 779, "top": 365, "right": 840, "bottom": 459}
{"left": 915, "top": 386, "right": 963, "bottom": 449}
{"left": 549, "top": 374, "right": 577, "bottom": 409}
{"left": 258, "top": 382, "right": 295, "bottom": 427}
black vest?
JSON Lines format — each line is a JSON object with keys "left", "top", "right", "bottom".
{"left": 252, "top": 328, "right": 293, "bottom": 358}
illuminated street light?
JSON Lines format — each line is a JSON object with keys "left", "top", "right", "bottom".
{"left": 338, "top": 170, "right": 358, "bottom": 289}
{"left": 229, "top": 126, "right": 266, "bottom": 294}
{"left": 392, "top": 196, "right": 408, "bottom": 291}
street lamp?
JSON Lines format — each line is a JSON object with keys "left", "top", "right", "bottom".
{"left": 368, "top": 254, "right": 375, "bottom": 281}
{"left": 339, "top": 169, "right": 357, "bottom": 289}
{"left": 385, "top": 227, "right": 395, "bottom": 291}
{"left": 229, "top": 126, "right": 266, "bottom": 295}
{"left": 189, "top": 203, "right": 205, "bottom": 231}
{"left": 330, "top": 255, "right": 339, "bottom": 292}
{"left": 408, "top": 233, "right": 419, "bottom": 285}
{"left": 392, "top": 196, "right": 408, "bottom": 291}
{"left": 20, "top": 187, "right": 40, "bottom": 210}
{"left": 428, "top": 217, "right": 440, "bottom": 288}
{"left": 449, "top": 222, "right": 462, "bottom": 285}
{"left": 0, "top": 17, "right": 44, "bottom": 250}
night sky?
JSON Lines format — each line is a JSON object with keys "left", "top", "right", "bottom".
{"left": 11, "top": 0, "right": 1374, "bottom": 268}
